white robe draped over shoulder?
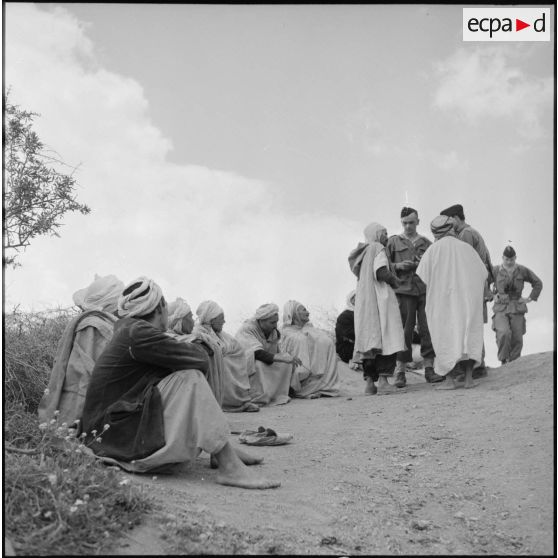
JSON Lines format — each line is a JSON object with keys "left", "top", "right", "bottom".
{"left": 193, "top": 323, "right": 256, "bottom": 412}
{"left": 416, "top": 235, "right": 487, "bottom": 375}
{"left": 235, "top": 319, "right": 292, "bottom": 406}
{"left": 349, "top": 227, "right": 405, "bottom": 359}
{"left": 280, "top": 324, "right": 340, "bottom": 398}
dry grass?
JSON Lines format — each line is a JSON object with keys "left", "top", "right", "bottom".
{"left": 4, "top": 307, "right": 77, "bottom": 412}
{"left": 4, "top": 308, "right": 152, "bottom": 555}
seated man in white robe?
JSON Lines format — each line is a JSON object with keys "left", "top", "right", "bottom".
{"left": 81, "top": 277, "right": 280, "bottom": 490}
{"left": 166, "top": 297, "right": 224, "bottom": 406}
{"left": 38, "top": 274, "right": 124, "bottom": 427}
{"left": 416, "top": 216, "right": 487, "bottom": 390}
{"left": 280, "top": 300, "right": 341, "bottom": 399}
{"left": 235, "top": 303, "right": 301, "bottom": 406}
{"left": 193, "top": 300, "right": 259, "bottom": 413}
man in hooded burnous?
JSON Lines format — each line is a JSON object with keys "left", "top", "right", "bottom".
{"left": 38, "top": 274, "right": 124, "bottom": 427}
{"left": 490, "top": 246, "right": 543, "bottom": 365}
{"left": 417, "top": 216, "right": 487, "bottom": 390}
{"left": 348, "top": 222, "right": 405, "bottom": 395}
{"left": 386, "top": 207, "right": 444, "bottom": 387}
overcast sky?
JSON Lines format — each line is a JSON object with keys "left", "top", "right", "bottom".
{"left": 4, "top": 3, "right": 555, "bottom": 365}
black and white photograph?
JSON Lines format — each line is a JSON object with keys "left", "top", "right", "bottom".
{"left": 4, "top": 3, "right": 555, "bottom": 555}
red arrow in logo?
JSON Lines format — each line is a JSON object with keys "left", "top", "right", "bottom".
{"left": 516, "top": 19, "right": 530, "bottom": 31}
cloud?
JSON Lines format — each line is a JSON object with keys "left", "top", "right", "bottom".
{"left": 4, "top": 4, "right": 361, "bottom": 331}
{"left": 433, "top": 46, "right": 553, "bottom": 141}
{"left": 344, "top": 100, "right": 468, "bottom": 172}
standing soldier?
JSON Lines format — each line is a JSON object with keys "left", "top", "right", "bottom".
{"left": 491, "top": 246, "right": 543, "bottom": 365}
{"left": 386, "top": 207, "right": 444, "bottom": 387}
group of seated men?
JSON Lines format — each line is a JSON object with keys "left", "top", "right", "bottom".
{"left": 38, "top": 275, "right": 342, "bottom": 489}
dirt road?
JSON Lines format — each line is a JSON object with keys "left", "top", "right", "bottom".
{"left": 112, "top": 352, "right": 554, "bottom": 555}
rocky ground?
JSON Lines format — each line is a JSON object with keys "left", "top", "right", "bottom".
{"left": 110, "top": 352, "right": 554, "bottom": 556}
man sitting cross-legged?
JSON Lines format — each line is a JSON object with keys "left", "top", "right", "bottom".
{"left": 80, "top": 276, "right": 280, "bottom": 490}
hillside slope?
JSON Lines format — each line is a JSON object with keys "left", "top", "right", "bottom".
{"left": 112, "top": 352, "right": 555, "bottom": 556}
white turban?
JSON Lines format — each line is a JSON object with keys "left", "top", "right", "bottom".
{"left": 196, "top": 300, "right": 224, "bottom": 325}
{"left": 430, "top": 215, "right": 454, "bottom": 236}
{"left": 72, "top": 274, "right": 124, "bottom": 314}
{"left": 167, "top": 297, "right": 192, "bottom": 333}
{"left": 118, "top": 277, "right": 163, "bottom": 318}
{"left": 282, "top": 300, "right": 303, "bottom": 326}
{"left": 345, "top": 290, "right": 356, "bottom": 311}
{"left": 363, "top": 222, "right": 386, "bottom": 244}
{"left": 254, "top": 303, "right": 279, "bottom": 320}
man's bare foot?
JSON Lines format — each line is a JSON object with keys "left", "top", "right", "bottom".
{"left": 435, "top": 376, "right": 459, "bottom": 390}
{"left": 463, "top": 360, "right": 476, "bottom": 389}
{"left": 464, "top": 380, "right": 479, "bottom": 389}
{"left": 210, "top": 447, "right": 264, "bottom": 469}
{"left": 364, "top": 377, "right": 377, "bottom": 395}
{"left": 377, "top": 376, "right": 397, "bottom": 395}
{"left": 213, "top": 442, "right": 280, "bottom": 489}
{"left": 215, "top": 471, "right": 281, "bottom": 490}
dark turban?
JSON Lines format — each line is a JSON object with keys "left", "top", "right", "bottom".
{"left": 401, "top": 206, "right": 418, "bottom": 218}
{"left": 430, "top": 215, "right": 453, "bottom": 235}
{"left": 440, "top": 204, "right": 464, "bottom": 218}
{"left": 503, "top": 245, "right": 516, "bottom": 258}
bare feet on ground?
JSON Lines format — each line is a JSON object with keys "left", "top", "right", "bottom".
{"left": 435, "top": 377, "right": 459, "bottom": 390}
{"left": 212, "top": 443, "right": 280, "bottom": 490}
{"left": 210, "top": 447, "right": 263, "bottom": 469}
{"left": 364, "top": 378, "right": 377, "bottom": 395}
{"left": 377, "top": 376, "right": 398, "bottom": 395}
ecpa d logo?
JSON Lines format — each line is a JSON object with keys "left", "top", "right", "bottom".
{"left": 463, "top": 8, "right": 550, "bottom": 42}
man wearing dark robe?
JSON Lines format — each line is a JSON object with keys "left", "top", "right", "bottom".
{"left": 81, "top": 276, "right": 280, "bottom": 490}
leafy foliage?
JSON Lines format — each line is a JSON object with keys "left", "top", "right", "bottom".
{"left": 3, "top": 93, "right": 91, "bottom": 267}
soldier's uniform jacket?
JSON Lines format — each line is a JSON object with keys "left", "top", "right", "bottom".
{"left": 491, "top": 264, "right": 543, "bottom": 315}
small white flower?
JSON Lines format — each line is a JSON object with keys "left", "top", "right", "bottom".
{"left": 74, "top": 499, "right": 85, "bottom": 506}
{"left": 75, "top": 448, "right": 82, "bottom": 454}
{"left": 69, "top": 506, "right": 78, "bottom": 513}
{"left": 50, "top": 419, "right": 57, "bottom": 425}
{"left": 73, "top": 419, "right": 81, "bottom": 425}
{"left": 53, "top": 410, "right": 60, "bottom": 416}
{"left": 95, "top": 437, "right": 102, "bottom": 443}
{"left": 44, "top": 388, "right": 50, "bottom": 395}
{"left": 43, "top": 510, "right": 53, "bottom": 518}
{"left": 91, "top": 430, "right": 97, "bottom": 436}
{"left": 61, "top": 422, "right": 68, "bottom": 428}
{"left": 47, "top": 474, "right": 57, "bottom": 486}
{"left": 103, "top": 424, "right": 110, "bottom": 431}
{"left": 119, "top": 479, "right": 130, "bottom": 486}
{"left": 39, "top": 423, "right": 48, "bottom": 431}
